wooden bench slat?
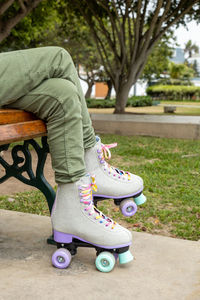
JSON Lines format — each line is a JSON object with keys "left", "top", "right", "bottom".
{"left": 0, "top": 109, "right": 37, "bottom": 125}
{"left": 0, "top": 120, "right": 47, "bottom": 145}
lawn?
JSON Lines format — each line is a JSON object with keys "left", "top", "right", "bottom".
{"left": 88, "top": 100, "right": 200, "bottom": 115}
{"left": 0, "top": 134, "right": 200, "bottom": 241}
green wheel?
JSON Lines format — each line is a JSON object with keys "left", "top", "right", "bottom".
{"left": 95, "top": 251, "right": 115, "bottom": 273}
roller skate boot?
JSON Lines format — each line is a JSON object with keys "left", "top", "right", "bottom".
{"left": 85, "top": 136, "right": 146, "bottom": 217}
{"left": 51, "top": 174, "right": 133, "bottom": 273}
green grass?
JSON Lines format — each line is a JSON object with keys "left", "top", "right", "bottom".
{"left": 89, "top": 100, "right": 200, "bottom": 115}
{"left": 1, "top": 134, "right": 200, "bottom": 241}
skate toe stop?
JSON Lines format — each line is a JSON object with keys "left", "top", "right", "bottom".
{"left": 118, "top": 250, "right": 133, "bottom": 264}
{"left": 134, "top": 193, "right": 146, "bottom": 205}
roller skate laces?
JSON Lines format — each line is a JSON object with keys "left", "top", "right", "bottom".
{"left": 79, "top": 176, "right": 116, "bottom": 229}
{"left": 97, "top": 143, "right": 131, "bottom": 181}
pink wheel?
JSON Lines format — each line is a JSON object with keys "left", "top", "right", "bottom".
{"left": 52, "top": 248, "right": 71, "bottom": 269}
{"left": 120, "top": 199, "right": 137, "bottom": 217}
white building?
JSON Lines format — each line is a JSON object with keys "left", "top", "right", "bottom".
{"left": 170, "top": 47, "right": 185, "bottom": 64}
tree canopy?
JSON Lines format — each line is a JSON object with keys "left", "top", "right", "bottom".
{"left": 1, "top": 0, "right": 200, "bottom": 113}
{"left": 62, "top": 0, "right": 200, "bottom": 113}
{"left": 184, "top": 40, "right": 199, "bottom": 58}
{"left": 141, "top": 36, "right": 173, "bottom": 83}
{"left": 0, "top": 0, "right": 45, "bottom": 43}
{"left": 0, "top": 0, "right": 59, "bottom": 50}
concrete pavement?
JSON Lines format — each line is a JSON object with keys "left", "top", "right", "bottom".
{"left": 0, "top": 209, "right": 199, "bottom": 300}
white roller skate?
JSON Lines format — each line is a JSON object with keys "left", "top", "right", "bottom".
{"left": 85, "top": 136, "right": 146, "bottom": 217}
{"left": 51, "top": 174, "right": 133, "bottom": 273}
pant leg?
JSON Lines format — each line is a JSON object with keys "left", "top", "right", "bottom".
{"left": 0, "top": 46, "right": 96, "bottom": 149}
{"left": 6, "top": 78, "right": 86, "bottom": 184}
{"left": 0, "top": 51, "right": 31, "bottom": 105}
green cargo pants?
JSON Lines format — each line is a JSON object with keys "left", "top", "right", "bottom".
{"left": 0, "top": 47, "right": 96, "bottom": 183}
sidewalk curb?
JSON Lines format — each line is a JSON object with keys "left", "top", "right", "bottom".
{"left": 91, "top": 113, "right": 200, "bottom": 139}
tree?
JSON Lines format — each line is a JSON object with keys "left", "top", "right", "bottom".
{"left": 169, "top": 61, "right": 194, "bottom": 81}
{"left": 184, "top": 40, "right": 199, "bottom": 58}
{"left": 141, "top": 36, "right": 173, "bottom": 83}
{"left": 59, "top": 13, "right": 103, "bottom": 99}
{"left": 63, "top": 0, "right": 200, "bottom": 113}
{"left": 0, "top": 0, "right": 44, "bottom": 43}
{"left": 0, "top": 0, "right": 60, "bottom": 51}
{"left": 192, "top": 60, "right": 199, "bottom": 77}
{"left": 53, "top": 9, "right": 114, "bottom": 99}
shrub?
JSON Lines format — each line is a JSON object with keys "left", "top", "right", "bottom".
{"left": 86, "top": 98, "right": 115, "bottom": 108}
{"left": 127, "top": 96, "right": 152, "bottom": 107}
{"left": 86, "top": 96, "right": 152, "bottom": 108}
{"left": 150, "top": 78, "right": 193, "bottom": 86}
{"left": 146, "top": 85, "right": 200, "bottom": 101}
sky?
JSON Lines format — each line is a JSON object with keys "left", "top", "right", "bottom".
{"left": 173, "top": 20, "right": 200, "bottom": 49}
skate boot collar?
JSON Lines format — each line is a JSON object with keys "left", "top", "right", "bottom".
{"left": 95, "top": 138, "right": 132, "bottom": 181}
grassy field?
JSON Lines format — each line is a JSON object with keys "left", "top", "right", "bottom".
{"left": 0, "top": 134, "right": 200, "bottom": 241}
{"left": 88, "top": 100, "right": 200, "bottom": 115}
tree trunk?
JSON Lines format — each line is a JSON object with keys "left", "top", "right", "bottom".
{"left": 114, "top": 84, "right": 131, "bottom": 114}
{"left": 85, "top": 82, "right": 94, "bottom": 99}
{"left": 104, "top": 80, "right": 112, "bottom": 99}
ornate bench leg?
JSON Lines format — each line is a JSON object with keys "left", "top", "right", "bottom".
{"left": 0, "top": 137, "right": 56, "bottom": 244}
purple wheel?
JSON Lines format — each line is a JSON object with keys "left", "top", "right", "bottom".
{"left": 52, "top": 248, "right": 72, "bottom": 269}
{"left": 120, "top": 199, "right": 137, "bottom": 217}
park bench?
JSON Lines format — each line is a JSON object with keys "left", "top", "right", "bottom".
{"left": 0, "top": 109, "right": 56, "bottom": 221}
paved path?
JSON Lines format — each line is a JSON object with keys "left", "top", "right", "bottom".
{"left": 0, "top": 209, "right": 199, "bottom": 300}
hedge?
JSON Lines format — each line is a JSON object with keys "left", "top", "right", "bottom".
{"left": 86, "top": 96, "right": 152, "bottom": 108}
{"left": 146, "top": 85, "right": 200, "bottom": 101}
{"left": 127, "top": 96, "right": 152, "bottom": 107}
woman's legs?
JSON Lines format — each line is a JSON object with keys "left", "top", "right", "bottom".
{"left": 5, "top": 76, "right": 132, "bottom": 248}
{"left": 1, "top": 47, "right": 133, "bottom": 254}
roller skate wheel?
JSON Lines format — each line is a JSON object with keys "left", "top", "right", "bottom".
{"left": 95, "top": 251, "right": 115, "bottom": 273}
{"left": 52, "top": 248, "right": 72, "bottom": 269}
{"left": 134, "top": 193, "right": 146, "bottom": 205}
{"left": 118, "top": 250, "right": 133, "bottom": 265}
{"left": 120, "top": 199, "right": 137, "bottom": 217}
